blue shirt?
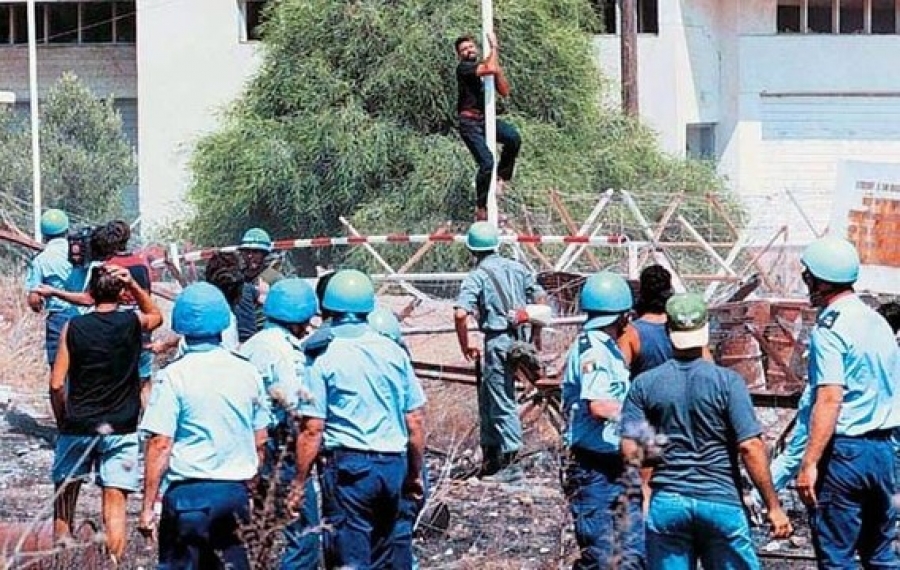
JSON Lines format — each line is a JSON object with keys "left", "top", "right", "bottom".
{"left": 622, "top": 359, "right": 762, "bottom": 506}
{"left": 562, "top": 329, "right": 631, "bottom": 455}
{"left": 140, "top": 347, "right": 272, "bottom": 483}
{"left": 240, "top": 324, "right": 307, "bottom": 424}
{"left": 300, "top": 322, "right": 426, "bottom": 453}
{"left": 455, "top": 253, "right": 545, "bottom": 333}
{"left": 25, "top": 237, "right": 73, "bottom": 314}
{"left": 808, "top": 294, "right": 900, "bottom": 436}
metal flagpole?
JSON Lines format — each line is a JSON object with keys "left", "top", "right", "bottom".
{"left": 481, "top": 0, "right": 499, "bottom": 227}
{"left": 27, "top": 0, "right": 42, "bottom": 241}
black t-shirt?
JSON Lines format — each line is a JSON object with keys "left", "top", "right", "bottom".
{"left": 457, "top": 60, "right": 484, "bottom": 115}
{"left": 63, "top": 310, "right": 142, "bottom": 435}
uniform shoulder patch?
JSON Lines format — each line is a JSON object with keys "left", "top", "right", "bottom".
{"left": 817, "top": 310, "right": 840, "bottom": 330}
{"left": 581, "top": 360, "right": 602, "bottom": 374}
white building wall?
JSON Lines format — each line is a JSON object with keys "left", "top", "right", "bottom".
{"left": 137, "top": 0, "right": 261, "bottom": 230}
{"left": 596, "top": 0, "right": 900, "bottom": 244}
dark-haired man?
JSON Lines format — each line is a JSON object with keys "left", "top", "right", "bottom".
{"left": 49, "top": 265, "right": 163, "bottom": 563}
{"left": 454, "top": 31, "right": 521, "bottom": 220}
{"left": 618, "top": 265, "right": 674, "bottom": 379}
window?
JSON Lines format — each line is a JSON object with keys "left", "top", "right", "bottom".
{"left": 686, "top": 124, "right": 716, "bottom": 161}
{"left": 47, "top": 3, "right": 78, "bottom": 44}
{"left": 591, "top": 0, "right": 617, "bottom": 34}
{"left": 777, "top": 0, "right": 803, "bottom": 32}
{"left": 240, "top": 0, "right": 269, "bottom": 42}
{"left": 872, "top": 0, "right": 897, "bottom": 33}
{"left": 591, "top": 0, "right": 659, "bottom": 35}
{"left": 638, "top": 0, "right": 659, "bottom": 34}
{"left": 0, "top": 2, "right": 134, "bottom": 45}
{"left": 82, "top": 2, "right": 114, "bottom": 43}
{"left": 777, "top": 0, "right": 900, "bottom": 34}
{"left": 808, "top": 0, "right": 834, "bottom": 32}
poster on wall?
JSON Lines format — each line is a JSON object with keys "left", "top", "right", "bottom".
{"left": 829, "top": 160, "right": 900, "bottom": 294}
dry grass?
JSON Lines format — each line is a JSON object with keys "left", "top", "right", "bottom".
{"left": 0, "top": 275, "right": 48, "bottom": 405}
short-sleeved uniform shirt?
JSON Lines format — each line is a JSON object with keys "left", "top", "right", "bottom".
{"left": 454, "top": 254, "right": 545, "bottom": 333}
{"left": 808, "top": 294, "right": 900, "bottom": 436}
{"left": 300, "top": 322, "right": 426, "bottom": 453}
{"left": 562, "top": 329, "right": 631, "bottom": 455}
{"left": 457, "top": 60, "right": 484, "bottom": 114}
{"left": 25, "top": 237, "right": 74, "bottom": 314}
{"left": 622, "top": 359, "right": 762, "bottom": 506}
{"left": 140, "top": 347, "right": 272, "bottom": 483}
{"left": 240, "top": 324, "right": 307, "bottom": 424}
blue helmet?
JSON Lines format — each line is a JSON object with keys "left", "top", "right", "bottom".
{"left": 40, "top": 209, "right": 69, "bottom": 238}
{"left": 239, "top": 227, "right": 273, "bottom": 252}
{"left": 173, "top": 282, "right": 231, "bottom": 338}
{"left": 466, "top": 222, "right": 499, "bottom": 252}
{"left": 264, "top": 278, "right": 318, "bottom": 324}
{"left": 801, "top": 236, "right": 860, "bottom": 284}
{"left": 322, "top": 269, "right": 375, "bottom": 314}
{"left": 367, "top": 307, "right": 402, "bottom": 342}
{"left": 580, "top": 271, "right": 633, "bottom": 329}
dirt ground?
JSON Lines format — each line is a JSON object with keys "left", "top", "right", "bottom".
{"left": 0, "top": 283, "right": 816, "bottom": 569}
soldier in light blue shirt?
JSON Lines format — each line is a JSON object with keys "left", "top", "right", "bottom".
{"left": 25, "top": 209, "right": 75, "bottom": 365}
{"left": 796, "top": 237, "right": 900, "bottom": 568}
{"left": 561, "top": 272, "right": 644, "bottom": 568}
{"left": 454, "top": 222, "right": 546, "bottom": 480}
{"left": 291, "top": 270, "right": 426, "bottom": 569}
{"left": 241, "top": 278, "right": 320, "bottom": 570}
{"left": 138, "top": 282, "right": 271, "bottom": 570}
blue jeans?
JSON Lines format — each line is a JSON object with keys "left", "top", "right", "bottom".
{"left": 480, "top": 332, "right": 523, "bottom": 455}
{"left": 810, "top": 435, "right": 900, "bottom": 569}
{"left": 458, "top": 116, "right": 521, "bottom": 209}
{"left": 319, "top": 450, "right": 408, "bottom": 569}
{"left": 646, "top": 491, "right": 758, "bottom": 570}
{"left": 45, "top": 310, "right": 72, "bottom": 366}
{"left": 158, "top": 480, "right": 251, "bottom": 570}
{"left": 564, "top": 451, "right": 645, "bottom": 569}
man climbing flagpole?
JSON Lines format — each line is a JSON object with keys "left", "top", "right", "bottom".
{"left": 453, "top": 2, "right": 521, "bottom": 225}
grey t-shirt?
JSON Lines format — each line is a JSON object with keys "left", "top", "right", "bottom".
{"left": 621, "top": 358, "right": 761, "bottom": 506}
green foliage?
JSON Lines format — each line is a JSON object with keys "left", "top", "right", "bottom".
{"left": 186, "top": 0, "right": 733, "bottom": 273}
{"left": 0, "top": 73, "right": 136, "bottom": 228}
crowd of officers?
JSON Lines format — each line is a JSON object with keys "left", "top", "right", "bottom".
{"left": 23, "top": 208, "right": 900, "bottom": 569}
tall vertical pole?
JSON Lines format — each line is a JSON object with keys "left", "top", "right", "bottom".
{"left": 620, "top": 0, "right": 639, "bottom": 117}
{"left": 481, "top": 0, "right": 499, "bottom": 227}
{"left": 27, "top": 0, "right": 42, "bottom": 240}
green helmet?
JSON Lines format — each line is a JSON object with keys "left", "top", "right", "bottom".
{"left": 40, "top": 209, "right": 69, "bottom": 238}
{"left": 368, "top": 306, "right": 402, "bottom": 342}
{"left": 239, "top": 227, "right": 273, "bottom": 252}
{"left": 322, "top": 269, "right": 376, "bottom": 314}
{"left": 465, "top": 221, "right": 499, "bottom": 252}
{"left": 801, "top": 236, "right": 860, "bottom": 284}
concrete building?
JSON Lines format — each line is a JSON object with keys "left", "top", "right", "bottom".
{"left": 595, "top": 0, "right": 900, "bottom": 242}
{"left": 0, "top": 0, "right": 265, "bottom": 229}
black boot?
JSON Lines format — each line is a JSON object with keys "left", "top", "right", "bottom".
{"left": 479, "top": 446, "right": 503, "bottom": 477}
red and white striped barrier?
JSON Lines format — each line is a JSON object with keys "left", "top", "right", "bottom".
{"left": 166, "top": 233, "right": 644, "bottom": 264}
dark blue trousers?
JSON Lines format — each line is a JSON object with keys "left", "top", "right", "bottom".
{"left": 458, "top": 116, "right": 521, "bottom": 209}
{"left": 158, "top": 480, "right": 251, "bottom": 570}
{"left": 810, "top": 434, "right": 900, "bottom": 569}
{"left": 319, "top": 450, "right": 408, "bottom": 569}
{"left": 564, "top": 450, "right": 646, "bottom": 570}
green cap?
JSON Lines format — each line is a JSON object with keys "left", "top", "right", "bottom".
{"left": 665, "top": 293, "right": 709, "bottom": 349}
